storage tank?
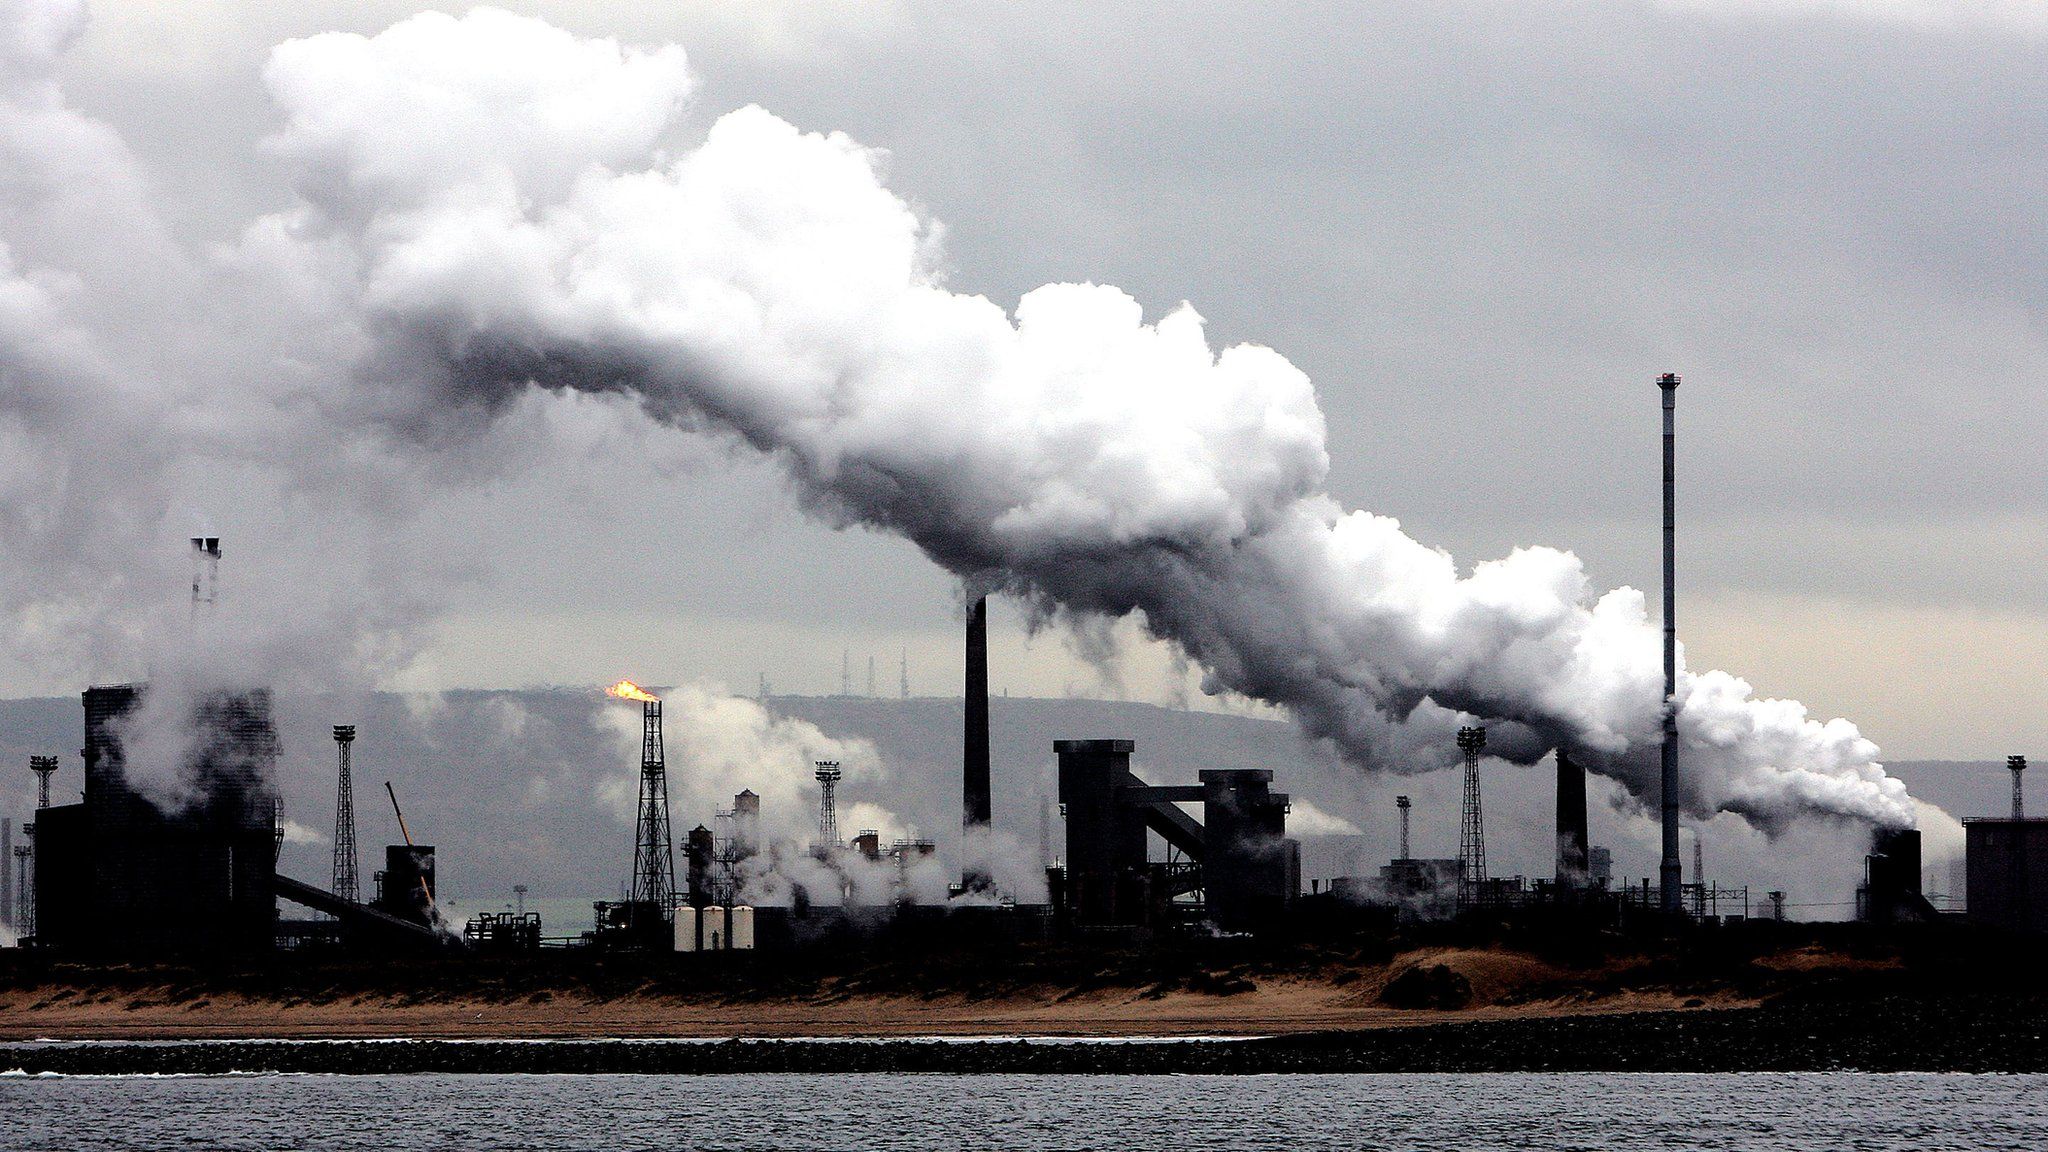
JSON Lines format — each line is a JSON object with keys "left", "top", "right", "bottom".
{"left": 673, "top": 905, "right": 700, "bottom": 952}
{"left": 730, "top": 905, "right": 755, "bottom": 950}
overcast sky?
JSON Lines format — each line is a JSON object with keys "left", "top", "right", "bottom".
{"left": 7, "top": 0, "right": 2046, "bottom": 761}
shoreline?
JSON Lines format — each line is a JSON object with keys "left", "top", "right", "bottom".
{"left": 4, "top": 1001, "right": 2046, "bottom": 1075}
{"left": 0, "top": 983, "right": 1733, "bottom": 1044}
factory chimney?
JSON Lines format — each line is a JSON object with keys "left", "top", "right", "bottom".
{"left": 962, "top": 594, "right": 992, "bottom": 890}
{"left": 1554, "top": 747, "right": 1588, "bottom": 892}
{"left": 2010, "top": 755, "right": 2026, "bottom": 820}
{"left": 1657, "top": 372, "right": 1683, "bottom": 915}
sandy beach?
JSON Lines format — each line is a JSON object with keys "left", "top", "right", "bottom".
{"left": 0, "top": 947, "right": 1747, "bottom": 1041}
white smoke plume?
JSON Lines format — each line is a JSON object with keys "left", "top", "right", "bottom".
{"left": 595, "top": 681, "right": 898, "bottom": 846}
{"left": 596, "top": 682, "right": 986, "bottom": 907}
{"left": 241, "top": 9, "right": 1914, "bottom": 834}
{"left": 0, "top": 2, "right": 1923, "bottom": 850}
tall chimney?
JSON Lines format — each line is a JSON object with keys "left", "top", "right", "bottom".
{"left": 963, "top": 594, "right": 992, "bottom": 889}
{"left": 1658, "top": 372, "right": 1683, "bottom": 914}
{"left": 1554, "top": 747, "right": 1588, "bottom": 892}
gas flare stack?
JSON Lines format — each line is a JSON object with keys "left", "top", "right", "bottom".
{"left": 598, "top": 680, "right": 675, "bottom": 949}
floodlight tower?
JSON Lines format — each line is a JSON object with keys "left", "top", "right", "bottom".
{"left": 29, "top": 757, "right": 57, "bottom": 809}
{"left": 1456, "top": 726, "right": 1488, "bottom": 909}
{"left": 330, "top": 726, "right": 360, "bottom": 905}
{"left": 1395, "top": 795, "right": 1412, "bottom": 862}
{"left": 815, "top": 761, "right": 843, "bottom": 849}
{"left": 2011, "top": 755, "right": 2027, "bottom": 820}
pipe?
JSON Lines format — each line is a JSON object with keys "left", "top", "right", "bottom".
{"left": 1658, "top": 372, "right": 1683, "bottom": 914}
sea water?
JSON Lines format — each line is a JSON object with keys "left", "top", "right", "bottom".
{"left": 2, "top": 1070, "right": 2041, "bottom": 1150}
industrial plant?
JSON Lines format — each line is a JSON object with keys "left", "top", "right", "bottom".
{"left": 1, "top": 381, "right": 2043, "bottom": 965}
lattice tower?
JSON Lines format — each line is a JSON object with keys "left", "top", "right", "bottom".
{"left": 331, "top": 725, "right": 360, "bottom": 904}
{"left": 29, "top": 757, "right": 56, "bottom": 809}
{"left": 630, "top": 700, "right": 676, "bottom": 910}
{"left": 1457, "top": 726, "right": 1487, "bottom": 908}
{"left": 815, "top": 761, "right": 843, "bottom": 849}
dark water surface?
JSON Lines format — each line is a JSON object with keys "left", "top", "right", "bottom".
{"left": 3, "top": 1071, "right": 2041, "bottom": 1151}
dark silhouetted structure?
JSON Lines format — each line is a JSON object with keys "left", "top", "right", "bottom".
{"left": 962, "top": 595, "right": 992, "bottom": 891}
{"left": 1053, "top": 739, "right": 1297, "bottom": 932}
{"left": 1658, "top": 371, "right": 1683, "bottom": 914}
{"left": 815, "top": 761, "right": 843, "bottom": 849}
{"left": 1456, "top": 726, "right": 1487, "bottom": 910}
{"left": 331, "top": 725, "right": 360, "bottom": 905}
{"left": 1555, "top": 748, "right": 1588, "bottom": 892}
{"left": 373, "top": 844, "right": 436, "bottom": 927}
{"left": 686, "top": 823, "right": 716, "bottom": 908}
{"left": 1859, "top": 827, "right": 1937, "bottom": 924}
{"left": 34, "top": 684, "right": 280, "bottom": 956}
{"left": 631, "top": 696, "right": 675, "bottom": 916}
{"left": 1966, "top": 817, "right": 2048, "bottom": 934}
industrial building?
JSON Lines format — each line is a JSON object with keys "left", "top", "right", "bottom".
{"left": 1049, "top": 738, "right": 1300, "bottom": 933}
{"left": 8, "top": 376, "right": 2016, "bottom": 964}
{"left": 1964, "top": 819, "right": 2048, "bottom": 934}
{"left": 34, "top": 685, "right": 281, "bottom": 956}
{"left": 1857, "top": 828, "right": 1937, "bottom": 924}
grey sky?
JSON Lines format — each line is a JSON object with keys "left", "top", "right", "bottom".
{"left": 10, "top": 0, "right": 2046, "bottom": 760}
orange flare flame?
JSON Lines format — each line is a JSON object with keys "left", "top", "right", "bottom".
{"left": 605, "top": 678, "right": 659, "bottom": 703}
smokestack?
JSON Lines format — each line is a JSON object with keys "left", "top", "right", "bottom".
{"left": 1554, "top": 748, "right": 1588, "bottom": 892}
{"left": 963, "top": 595, "right": 992, "bottom": 889}
{"left": 1658, "top": 371, "right": 1683, "bottom": 914}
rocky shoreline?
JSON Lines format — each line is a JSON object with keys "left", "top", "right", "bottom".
{"left": 4, "top": 997, "right": 2041, "bottom": 1075}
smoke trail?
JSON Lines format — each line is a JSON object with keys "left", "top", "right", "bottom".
{"left": 241, "top": 8, "right": 1914, "bottom": 833}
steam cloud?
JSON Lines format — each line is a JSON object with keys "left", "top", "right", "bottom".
{"left": 594, "top": 685, "right": 1040, "bottom": 906}
{"left": 0, "top": 3, "right": 1922, "bottom": 842}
